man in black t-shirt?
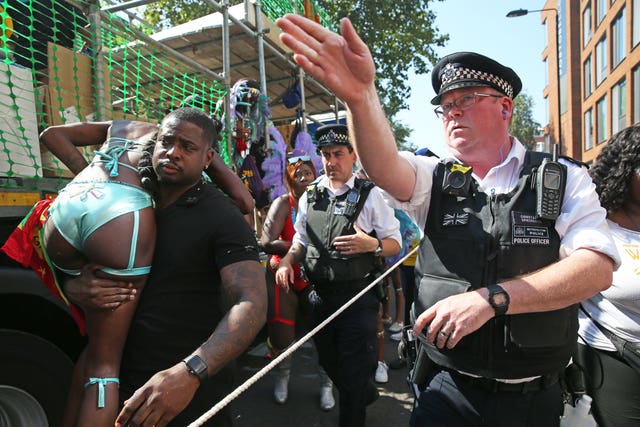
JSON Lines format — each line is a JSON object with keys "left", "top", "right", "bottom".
{"left": 65, "top": 108, "right": 267, "bottom": 426}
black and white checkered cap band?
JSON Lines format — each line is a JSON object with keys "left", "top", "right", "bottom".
{"left": 441, "top": 63, "right": 514, "bottom": 98}
{"left": 317, "top": 129, "right": 349, "bottom": 145}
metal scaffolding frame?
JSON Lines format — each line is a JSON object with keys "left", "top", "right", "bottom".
{"left": 89, "top": 0, "right": 343, "bottom": 159}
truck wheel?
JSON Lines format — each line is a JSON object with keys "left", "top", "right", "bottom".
{"left": 0, "top": 329, "right": 75, "bottom": 427}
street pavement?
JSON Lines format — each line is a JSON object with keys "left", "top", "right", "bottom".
{"left": 229, "top": 329, "right": 414, "bottom": 426}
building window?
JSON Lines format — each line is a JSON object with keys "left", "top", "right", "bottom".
{"left": 596, "top": 36, "right": 607, "bottom": 85}
{"left": 635, "top": 0, "right": 640, "bottom": 47}
{"left": 596, "top": 0, "right": 606, "bottom": 25}
{"left": 584, "top": 109, "right": 594, "bottom": 151}
{"left": 597, "top": 96, "right": 608, "bottom": 143}
{"left": 584, "top": 56, "right": 592, "bottom": 98}
{"left": 544, "top": 96, "right": 549, "bottom": 126}
{"left": 612, "top": 79, "right": 627, "bottom": 134}
{"left": 634, "top": 66, "right": 640, "bottom": 123}
{"left": 612, "top": 8, "right": 626, "bottom": 68}
{"left": 583, "top": 5, "right": 592, "bottom": 47}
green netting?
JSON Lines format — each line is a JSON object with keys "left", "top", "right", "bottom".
{"left": 0, "top": 1, "right": 227, "bottom": 189}
{"left": 0, "top": 0, "right": 336, "bottom": 190}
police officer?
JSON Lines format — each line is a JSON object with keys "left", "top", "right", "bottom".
{"left": 276, "top": 124, "right": 401, "bottom": 427}
{"left": 274, "top": 15, "right": 620, "bottom": 427}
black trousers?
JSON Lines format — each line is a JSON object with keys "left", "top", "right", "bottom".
{"left": 410, "top": 369, "right": 563, "bottom": 427}
{"left": 312, "top": 290, "right": 378, "bottom": 427}
{"left": 400, "top": 265, "right": 415, "bottom": 325}
{"left": 576, "top": 342, "right": 640, "bottom": 427}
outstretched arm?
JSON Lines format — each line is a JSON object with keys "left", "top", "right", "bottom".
{"left": 39, "top": 121, "right": 112, "bottom": 175}
{"left": 260, "top": 195, "right": 290, "bottom": 257}
{"left": 205, "top": 153, "right": 255, "bottom": 214}
{"left": 115, "top": 260, "right": 267, "bottom": 427}
{"left": 413, "top": 249, "right": 614, "bottom": 350}
{"left": 276, "top": 14, "right": 415, "bottom": 201}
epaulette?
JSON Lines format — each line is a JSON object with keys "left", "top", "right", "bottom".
{"left": 559, "top": 155, "right": 589, "bottom": 169}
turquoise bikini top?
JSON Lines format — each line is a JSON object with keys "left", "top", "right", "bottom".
{"left": 93, "top": 137, "right": 144, "bottom": 177}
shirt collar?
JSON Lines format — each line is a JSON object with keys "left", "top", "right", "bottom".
{"left": 317, "top": 174, "right": 356, "bottom": 196}
{"left": 174, "top": 179, "right": 207, "bottom": 207}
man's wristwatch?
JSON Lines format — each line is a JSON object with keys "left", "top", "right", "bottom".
{"left": 487, "top": 284, "right": 510, "bottom": 316}
{"left": 182, "top": 354, "right": 208, "bottom": 382}
{"left": 374, "top": 237, "right": 383, "bottom": 257}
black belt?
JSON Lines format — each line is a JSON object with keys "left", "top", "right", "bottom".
{"left": 447, "top": 369, "right": 559, "bottom": 394}
{"left": 315, "top": 279, "right": 369, "bottom": 297}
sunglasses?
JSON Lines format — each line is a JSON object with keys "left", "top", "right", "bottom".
{"left": 287, "top": 155, "right": 311, "bottom": 164}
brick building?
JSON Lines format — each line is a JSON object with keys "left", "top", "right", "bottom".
{"left": 539, "top": 0, "right": 639, "bottom": 163}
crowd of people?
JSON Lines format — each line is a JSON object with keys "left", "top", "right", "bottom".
{"left": 2, "top": 10, "right": 640, "bottom": 427}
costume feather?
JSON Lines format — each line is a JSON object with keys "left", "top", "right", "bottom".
{"left": 291, "top": 130, "right": 322, "bottom": 175}
{"left": 261, "top": 126, "right": 287, "bottom": 200}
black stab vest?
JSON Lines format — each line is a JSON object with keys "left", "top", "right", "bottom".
{"left": 415, "top": 152, "right": 577, "bottom": 378}
{"left": 303, "top": 179, "right": 377, "bottom": 289}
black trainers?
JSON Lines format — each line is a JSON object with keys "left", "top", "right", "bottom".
{"left": 388, "top": 358, "right": 407, "bottom": 370}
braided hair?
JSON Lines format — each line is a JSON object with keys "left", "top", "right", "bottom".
{"left": 589, "top": 124, "right": 640, "bottom": 212}
{"left": 137, "top": 132, "right": 159, "bottom": 199}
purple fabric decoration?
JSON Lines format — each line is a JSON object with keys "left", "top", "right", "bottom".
{"left": 261, "top": 126, "right": 288, "bottom": 200}
{"left": 291, "top": 131, "right": 322, "bottom": 175}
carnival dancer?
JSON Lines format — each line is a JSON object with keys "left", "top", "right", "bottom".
{"left": 261, "top": 153, "right": 335, "bottom": 410}
{"left": 2, "top": 114, "right": 253, "bottom": 427}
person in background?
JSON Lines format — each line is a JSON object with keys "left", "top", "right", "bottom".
{"left": 381, "top": 266, "right": 404, "bottom": 335}
{"left": 260, "top": 155, "right": 335, "bottom": 411}
{"left": 61, "top": 108, "right": 267, "bottom": 427}
{"left": 275, "top": 14, "right": 619, "bottom": 427}
{"left": 355, "top": 166, "right": 392, "bottom": 386}
{"left": 577, "top": 124, "right": 640, "bottom": 427}
{"left": 276, "top": 124, "right": 401, "bottom": 426}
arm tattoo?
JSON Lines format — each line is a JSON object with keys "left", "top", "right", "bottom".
{"left": 198, "top": 260, "right": 267, "bottom": 375}
{"left": 288, "top": 243, "right": 306, "bottom": 265}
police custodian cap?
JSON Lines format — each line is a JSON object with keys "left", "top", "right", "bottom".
{"left": 315, "top": 124, "right": 351, "bottom": 148}
{"left": 430, "top": 52, "right": 522, "bottom": 105}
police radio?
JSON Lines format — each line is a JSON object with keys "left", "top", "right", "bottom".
{"left": 535, "top": 145, "right": 566, "bottom": 220}
{"left": 342, "top": 187, "right": 360, "bottom": 217}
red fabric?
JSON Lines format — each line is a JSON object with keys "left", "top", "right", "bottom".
{"left": 270, "top": 194, "right": 308, "bottom": 293}
{"left": 1, "top": 199, "right": 86, "bottom": 335}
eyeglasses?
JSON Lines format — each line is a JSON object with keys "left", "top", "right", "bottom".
{"left": 287, "top": 155, "right": 311, "bottom": 164}
{"left": 434, "top": 92, "right": 504, "bottom": 119}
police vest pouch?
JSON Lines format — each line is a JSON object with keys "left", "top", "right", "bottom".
{"left": 304, "top": 249, "right": 374, "bottom": 285}
{"left": 506, "top": 305, "right": 577, "bottom": 350}
{"left": 415, "top": 274, "right": 471, "bottom": 316}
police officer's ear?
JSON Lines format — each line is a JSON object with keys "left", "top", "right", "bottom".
{"left": 499, "top": 98, "right": 513, "bottom": 121}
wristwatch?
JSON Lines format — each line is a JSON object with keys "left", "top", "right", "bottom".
{"left": 374, "top": 238, "right": 383, "bottom": 257}
{"left": 487, "top": 284, "right": 510, "bottom": 316}
{"left": 182, "top": 354, "right": 208, "bottom": 382}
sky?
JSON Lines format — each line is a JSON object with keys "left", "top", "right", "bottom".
{"left": 396, "top": 0, "right": 552, "bottom": 157}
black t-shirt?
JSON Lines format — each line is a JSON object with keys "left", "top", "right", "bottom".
{"left": 120, "top": 181, "right": 259, "bottom": 426}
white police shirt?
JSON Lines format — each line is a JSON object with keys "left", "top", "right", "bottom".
{"left": 293, "top": 174, "right": 402, "bottom": 249}
{"left": 385, "top": 138, "right": 620, "bottom": 268}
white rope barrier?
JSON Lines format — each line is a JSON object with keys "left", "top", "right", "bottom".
{"left": 187, "top": 244, "right": 420, "bottom": 426}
